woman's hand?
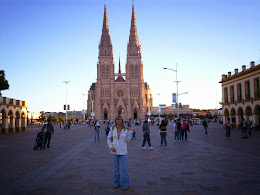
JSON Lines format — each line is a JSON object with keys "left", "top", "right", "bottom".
{"left": 111, "top": 147, "right": 116, "bottom": 152}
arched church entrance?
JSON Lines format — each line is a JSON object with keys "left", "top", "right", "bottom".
{"left": 134, "top": 109, "right": 137, "bottom": 120}
{"left": 104, "top": 110, "right": 108, "bottom": 120}
{"left": 118, "top": 107, "right": 123, "bottom": 115}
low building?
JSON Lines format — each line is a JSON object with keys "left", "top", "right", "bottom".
{"left": 0, "top": 96, "right": 28, "bottom": 133}
{"left": 219, "top": 60, "right": 260, "bottom": 129}
{"left": 67, "top": 111, "right": 84, "bottom": 121}
{"left": 150, "top": 105, "right": 193, "bottom": 119}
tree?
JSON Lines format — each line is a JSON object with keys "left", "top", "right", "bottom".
{"left": 0, "top": 70, "right": 9, "bottom": 95}
{"left": 38, "top": 113, "right": 46, "bottom": 123}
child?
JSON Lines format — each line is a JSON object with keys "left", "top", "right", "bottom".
{"left": 105, "top": 124, "right": 110, "bottom": 136}
{"left": 132, "top": 130, "right": 136, "bottom": 140}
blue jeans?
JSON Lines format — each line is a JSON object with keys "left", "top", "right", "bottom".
{"left": 182, "top": 130, "right": 187, "bottom": 140}
{"left": 177, "top": 130, "right": 182, "bottom": 140}
{"left": 94, "top": 131, "right": 99, "bottom": 142}
{"left": 160, "top": 132, "right": 167, "bottom": 146}
{"left": 113, "top": 155, "right": 130, "bottom": 188}
{"left": 226, "top": 126, "right": 231, "bottom": 137}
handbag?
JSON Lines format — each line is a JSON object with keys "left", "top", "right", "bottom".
{"left": 43, "top": 125, "right": 47, "bottom": 134}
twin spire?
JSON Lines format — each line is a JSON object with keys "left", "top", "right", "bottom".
{"left": 99, "top": 0, "right": 141, "bottom": 58}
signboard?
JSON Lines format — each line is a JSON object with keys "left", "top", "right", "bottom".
{"left": 157, "top": 108, "right": 161, "bottom": 113}
{"left": 159, "top": 104, "right": 166, "bottom": 109}
{"left": 147, "top": 112, "right": 151, "bottom": 115}
{"left": 91, "top": 112, "right": 95, "bottom": 116}
{"left": 172, "top": 93, "right": 176, "bottom": 103}
{"left": 171, "top": 104, "right": 175, "bottom": 109}
{"left": 64, "top": 105, "right": 70, "bottom": 110}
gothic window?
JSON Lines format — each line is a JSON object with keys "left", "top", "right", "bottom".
{"left": 102, "top": 65, "right": 105, "bottom": 79}
{"left": 130, "top": 65, "right": 134, "bottom": 79}
{"left": 106, "top": 66, "right": 109, "bottom": 79}
{"left": 135, "top": 66, "right": 138, "bottom": 79}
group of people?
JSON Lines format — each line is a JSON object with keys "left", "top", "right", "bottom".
{"left": 225, "top": 118, "right": 255, "bottom": 138}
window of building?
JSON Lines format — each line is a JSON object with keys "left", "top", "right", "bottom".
{"left": 230, "top": 85, "right": 234, "bottom": 103}
{"left": 245, "top": 80, "right": 250, "bottom": 100}
{"left": 130, "top": 65, "right": 134, "bottom": 79}
{"left": 106, "top": 67, "right": 109, "bottom": 79}
{"left": 102, "top": 65, "right": 105, "bottom": 79}
{"left": 224, "top": 87, "right": 228, "bottom": 104}
{"left": 254, "top": 77, "right": 260, "bottom": 99}
{"left": 135, "top": 66, "right": 138, "bottom": 79}
{"left": 237, "top": 83, "right": 242, "bottom": 101}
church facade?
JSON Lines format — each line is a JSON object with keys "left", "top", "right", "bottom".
{"left": 87, "top": 2, "right": 153, "bottom": 121}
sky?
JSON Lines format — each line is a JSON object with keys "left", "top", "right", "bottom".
{"left": 0, "top": 0, "right": 259, "bottom": 113}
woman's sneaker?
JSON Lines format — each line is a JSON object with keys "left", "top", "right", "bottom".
{"left": 141, "top": 146, "right": 145, "bottom": 149}
{"left": 122, "top": 186, "right": 129, "bottom": 190}
{"left": 114, "top": 185, "right": 120, "bottom": 188}
{"left": 148, "top": 146, "right": 153, "bottom": 150}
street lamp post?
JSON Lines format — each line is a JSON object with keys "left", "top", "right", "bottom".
{"left": 164, "top": 64, "right": 187, "bottom": 119}
{"left": 157, "top": 93, "right": 160, "bottom": 118}
{"left": 63, "top": 81, "right": 70, "bottom": 123}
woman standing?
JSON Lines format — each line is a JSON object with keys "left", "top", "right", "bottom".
{"left": 159, "top": 120, "right": 168, "bottom": 146}
{"left": 107, "top": 115, "right": 133, "bottom": 190}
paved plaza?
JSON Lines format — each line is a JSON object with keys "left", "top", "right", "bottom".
{"left": 0, "top": 122, "right": 260, "bottom": 195}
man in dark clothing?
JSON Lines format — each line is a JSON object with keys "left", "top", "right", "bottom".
{"left": 176, "top": 119, "right": 182, "bottom": 141}
{"left": 141, "top": 121, "right": 153, "bottom": 150}
{"left": 203, "top": 119, "right": 208, "bottom": 136}
{"left": 41, "top": 119, "right": 54, "bottom": 149}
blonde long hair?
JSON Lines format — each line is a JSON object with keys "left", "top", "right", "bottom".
{"left": 112, "top": 115, "right": 126, "bottom": 130}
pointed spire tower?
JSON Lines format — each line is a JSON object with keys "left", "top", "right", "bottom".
{"left": 118, "top": 57, "right": 121, "bottom": 75}
{"left": 127, "top": 0, "right": 141, "bottom": 57}
{"left": 99, "top": 0, "right": 113, "bottom": 56}
{"left": 115, "top": 57, "right": 125, "bottom": 82}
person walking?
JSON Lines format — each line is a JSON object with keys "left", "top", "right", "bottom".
{"left": 182, "top": 120, "right": 189, "bottom": 140}
{"left": 159, "top": 120, "right": 168, "bottom": 146}
{"left": 105, "top": 124, "right": 110, "bottom": 137}
{"left": 225, "top": 118, "right": 231, "bottom": 138}
{"left": 203, "top": 119, "right": 208, "bottom": 136}
{"left": 107, "top": 115, "right": 133, "bottom": 190}
{"left": 173, "top": 120, "right": 177, "bottom": 141}
{"left": 41, "top": 118, "right": 54, "bottom": 149}
{"left": 141, "top": 120, "right": 153, "bottom": 149}
{"left": 132, "top": 130, "right": 136, "bottom": 140}
{"left": 241, "top": 118, "right": 247, "bottom": 137}
{"left": 176, "top": 119, "right": 182, "bottom": 142}
{"left": 94, "top": 120, "right": 101, "bottom": 143}
{"left": 248, "top": 121, "right": 253, "bottom": 136}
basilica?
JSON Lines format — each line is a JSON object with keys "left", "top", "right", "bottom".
{"left": 87, "top": 1, "right": 153, "bottom": 121}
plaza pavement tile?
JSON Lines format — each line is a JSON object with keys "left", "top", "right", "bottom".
{"left": 0, "top": 122, "right": 260, "bottom": 194}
